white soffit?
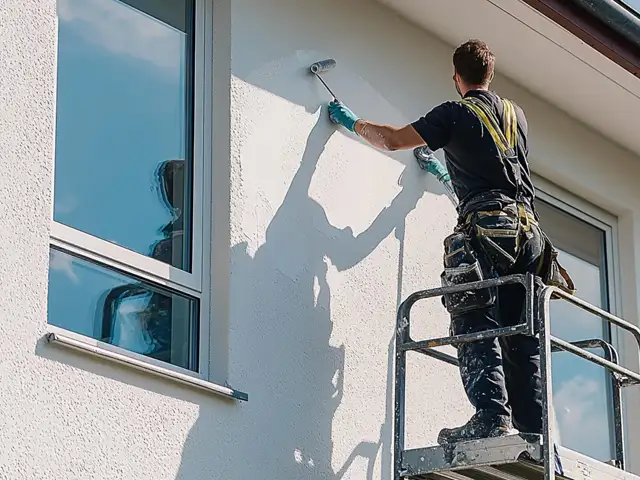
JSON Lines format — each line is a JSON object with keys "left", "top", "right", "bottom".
{"left": 378, "top": 0, "right": 640, "bottom": 156}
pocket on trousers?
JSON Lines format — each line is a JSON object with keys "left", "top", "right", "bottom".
{"left": 441, "top": 231, "right": 496, "bottom": 316}
{"left": 473, "top": 210, "right": 520, "bottom": 272}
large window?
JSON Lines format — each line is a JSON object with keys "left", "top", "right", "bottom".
{"left": 49, "top": 0, "right": 205, "bottom": 373}
{"left": 536, "top": 196, "right": 616, "bottom": 462}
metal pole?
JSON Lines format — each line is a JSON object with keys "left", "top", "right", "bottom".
{"left": 416, "top": 347, "right": 459, "bottom": 367}
{"left": 612, "top": 376, "right": 625, "bottom": 469}
{"left": 402, "top": 274, "right": 527, "bottom": 305}
{"left": 608, "top": 345, "right": 625, "bottom": 470}
{"left": 394, "top": 302, "right": 409, "bottom": 480}
{"left": 548, "top": 287, "right": 640, "bottom": 350}
{"left": 393, "top": 217, "right": 407, "bottom": 480}
{"left": 550, "top": 336, "right": 640, "bottom": 384}
{"left": 401, "top": 324, "right": 529, "bottom": 351}
{"left": 525, "top": 272, "right": 536, "bottom": 335}
{"left": 538, "top": 286, "right": 555, "bottom": 480}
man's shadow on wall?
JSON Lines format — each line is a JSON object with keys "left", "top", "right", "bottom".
{"left": 176, "top": 106, "right": 426, "bottom": 479}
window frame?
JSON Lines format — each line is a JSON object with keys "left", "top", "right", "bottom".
{"left": 49, "top": 0, "right": 213, "bottom": 381}
{"left": 533, "top": 173, "right": 622, "bottom": 457}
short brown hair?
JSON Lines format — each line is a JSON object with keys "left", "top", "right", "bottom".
{"left": 453, "top": 39, "right": 495, "bottom": 86}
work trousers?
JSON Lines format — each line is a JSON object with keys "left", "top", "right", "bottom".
{"left": 450, "top": 206, "right": 545, "bottom": 434}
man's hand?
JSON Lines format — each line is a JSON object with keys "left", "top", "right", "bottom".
{"left": 328, "top": 101, "right": 359, "bottom": 132}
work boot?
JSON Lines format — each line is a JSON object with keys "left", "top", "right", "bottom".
{"left": 437, "top": 411, "right": 517, "bottom": 445}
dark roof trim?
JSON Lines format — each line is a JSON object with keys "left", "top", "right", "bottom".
{"left": 522, "top": 0, "right": 640, "bottom": 78}
{"left": 569, "top": 0, "right": 640, "bottom": 47}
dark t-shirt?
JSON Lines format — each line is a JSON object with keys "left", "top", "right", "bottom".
{"left": 411, "top": 90, "right": 535, "bottom": 211}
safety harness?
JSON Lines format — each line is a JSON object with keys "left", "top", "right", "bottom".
{"left": 460, "top": 96, "right": 526, "bottom": 203}
{"left": 458, "top": 95, "right": 576, "bottom": 297}
{"left": 459, "top": 95, "right": 536, "bottom": 236}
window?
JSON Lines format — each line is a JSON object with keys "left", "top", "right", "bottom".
{"left": 49, "top": 0, "right": 206, "bottom": 373}
{"left": 620, "top": 0, "right": 640, "bottom": 16}
{"left": 536, "top": 197, "right": 616, "bottom": 462}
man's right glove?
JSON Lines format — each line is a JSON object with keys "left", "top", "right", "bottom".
{"left": 328, "top": 101, "right": 359, "bottom": 132}
{"left": 414, "top": 146, "right": 450, "bottom": 182}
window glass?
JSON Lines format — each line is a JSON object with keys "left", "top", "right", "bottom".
{"left": 54, "top": 0, "right": 194, "bottom": 271}
{"left": 536, "top": 200, "right": 613, "bottom": 462}
{"left": 619, "top": 0, "right": 640, "bottom": 15}
{"left": 48, "top": 248, "right": 199, "bottom": 370}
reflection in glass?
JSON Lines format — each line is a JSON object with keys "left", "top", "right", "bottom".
{"left": 619, "top": 0, "right": 640, "bottom": 15}
{"left": 536, "top": 201, "right": 613, "bottom": 461}
{"left": 48, "top": 247, "right": 199, "bottom": 370}
{"left": 54, "top": 0, "right": 194, "bottom": 271}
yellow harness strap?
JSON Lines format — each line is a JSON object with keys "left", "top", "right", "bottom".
{"left": 503, "top": 99, "right": 517, "bottom": 149}
{"left": 459, "top": 96, "right": 518, "bottom": 155}
{"left": 459, "top": 96, "right": 536, "bottom": 250}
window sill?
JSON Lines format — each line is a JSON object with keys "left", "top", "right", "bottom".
{"left": 45, "top": 332, "right": 248, "bottom": 402}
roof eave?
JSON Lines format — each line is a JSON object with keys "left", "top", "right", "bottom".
{"left": 523, "top": 0, "right": 640, "bottom": 78}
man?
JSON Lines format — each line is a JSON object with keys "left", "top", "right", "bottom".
{"left": 328, "top": 39, "right": 552, "bottom": 445}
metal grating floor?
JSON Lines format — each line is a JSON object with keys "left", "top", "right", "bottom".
{"left": 401, "top": 434, "right": 639, "bottom": 480}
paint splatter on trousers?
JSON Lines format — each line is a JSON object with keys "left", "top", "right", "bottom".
{"left": 451, "top": 209, "right": 545, "bottom": 434}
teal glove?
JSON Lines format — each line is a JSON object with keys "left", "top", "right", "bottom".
{"left": 425, "top": 158, "right": 450, "bottom": 183}
{"left": 414, "top": 146, "right": 450, "bottom": 182}
{"left": 328, "top": 101, "right": 359, "bottom": 132}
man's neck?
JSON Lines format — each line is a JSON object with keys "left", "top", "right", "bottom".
{"left": 461, "top": 85, "right": 489, "bottom": 97}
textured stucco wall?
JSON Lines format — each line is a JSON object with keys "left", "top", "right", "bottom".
{"left": 2, "top": 0, "right": 640, "bottom": 478}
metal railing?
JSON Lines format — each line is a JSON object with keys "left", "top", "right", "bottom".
{"left": 394, "top": 272, "right": 640, "bottom": 480}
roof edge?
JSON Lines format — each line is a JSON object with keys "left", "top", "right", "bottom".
{"left": 569, "top": 0, "right": 640, "bottom": 47}
{"left": 522, "top": 0, "right": 640, "bottom": 78}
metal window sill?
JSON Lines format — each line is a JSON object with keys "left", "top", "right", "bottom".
{"left": 45, "top": 332, "right": 248, "bottom": 402}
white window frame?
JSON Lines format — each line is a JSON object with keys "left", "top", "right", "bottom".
{"left": 49, "top": 0, "right": 213, "bottom": 383}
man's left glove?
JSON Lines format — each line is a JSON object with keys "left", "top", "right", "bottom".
{"left": 328, "top": 101, "right": 359, "bottom": 132}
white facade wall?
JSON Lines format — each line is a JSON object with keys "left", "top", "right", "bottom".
{"left": 1, "top": 0, "right": 640, "bottom": 478}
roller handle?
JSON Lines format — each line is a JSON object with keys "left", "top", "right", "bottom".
{"left": 314, "top": 74, "right": 338, "bottom": 101}
{"left": 309, "top": 59, "right": 339, "bottom": 100}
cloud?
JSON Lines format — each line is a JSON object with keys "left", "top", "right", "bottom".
{"left": 49, "top": 249, "right": 79, "bottom": 284}
{"left": 54, "top": 195, "right": 79, "bottom": 215}
{"left": 553, "top": 375, "right": 611, "bottom": 458}
{"left": 57, "top": 0, "right": 184, "bottom": 72}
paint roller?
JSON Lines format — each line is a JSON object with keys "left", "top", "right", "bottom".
{"left": 309, "top": 60, "right": 456, "bottom": 206}
{"left": 309, "top": 59, "right": 339, "bottom": 101}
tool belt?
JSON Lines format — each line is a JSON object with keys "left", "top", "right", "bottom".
{"left": 441, "top": 198, "right": 575, "bottom": 315}
{"left": 441, "top": 200, "right": 530, "bottom": 315}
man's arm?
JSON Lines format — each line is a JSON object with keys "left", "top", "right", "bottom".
{"left": 328, "top": 101, "right": 427, "bottom": 151}
{"left": 353, "top": 120, "right": 426, "bottom": 151}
